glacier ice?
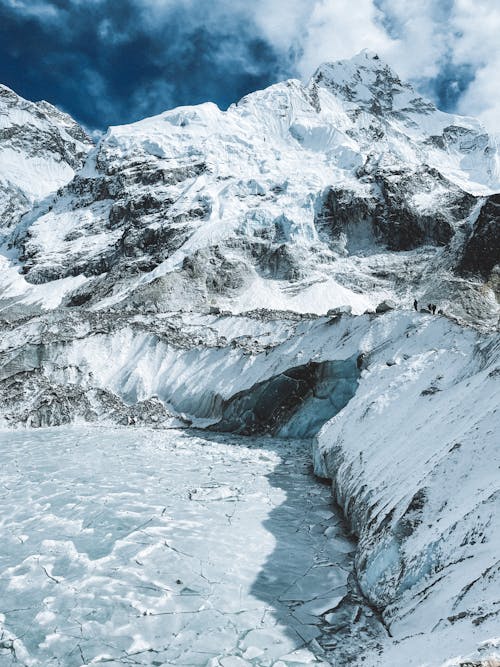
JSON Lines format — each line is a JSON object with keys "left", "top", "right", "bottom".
{"left": 0, "top": 427, "right": 380, "bottom": 667}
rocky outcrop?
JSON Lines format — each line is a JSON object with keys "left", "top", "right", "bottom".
{"left": 317, "top": 166, "right": 476, "bottom": 253}
{"left": 0, "top": 369, "right": 187, "bottom": 428}
{"left": 375, "top": 299, "right": 396, "bottom": 313}
{"left": 16, "top": 154, "right": 210, "bottom": 284}
{"left": 459, "top": 195, "right": 500, "bottom": 280}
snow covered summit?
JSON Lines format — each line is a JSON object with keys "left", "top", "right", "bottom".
{"left": 312, "top": 49, "right": 444, "bottom": 121}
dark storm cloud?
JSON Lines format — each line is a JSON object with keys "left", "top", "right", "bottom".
{"left": 0, "top": 0, "right": 287, "bottom": 130}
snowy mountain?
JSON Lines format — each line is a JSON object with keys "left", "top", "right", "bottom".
{"left": 0, "top": 51, "right": 499, "bottom": 667}
{"left": 0, "top": 50, "right": 497, "bottom": 325}
{"left": 0, "top": 83, "right": 93, "bottom": 238}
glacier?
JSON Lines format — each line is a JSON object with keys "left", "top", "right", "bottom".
{"left": 0, "top": 50, "right": 499, "bottom": 667}
{"left": 0, "top": 427, "right": 376, "bottom": 666}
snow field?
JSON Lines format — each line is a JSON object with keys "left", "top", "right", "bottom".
{"left": 0, "top": 427, "right": 359, "bottom": 666}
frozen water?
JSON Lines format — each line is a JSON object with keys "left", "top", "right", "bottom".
{"left": 0, "top": 426, "right": 372, "bottom": 666}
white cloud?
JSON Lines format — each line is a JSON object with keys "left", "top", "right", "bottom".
{"left": 7, "top": 0, "right": 500, "bottom": 131}
{"left": 4, "top": 0, "right": 60, "bottom": 21}
{"left": 451, "top": 0, "right": 500, "bottom": 131}
{"left": 271, "top": 0, "right": 500, "bottom": 133}
{"left": 294, "top": 0, "right": 393, "bottom": 79}
{"left": 459, "top": 66, "right": 500, "bottom": 132}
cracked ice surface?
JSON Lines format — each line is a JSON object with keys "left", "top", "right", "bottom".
{"left": 0, "top": 427, "right": 357, "bottom": 666}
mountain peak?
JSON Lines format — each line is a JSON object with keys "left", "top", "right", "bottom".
{"left": 0, "top": 82, "right": 22, "bottom": 104}
{"left": 0, "top": 81, "right": 93, "bottom": 236}
{"left": 309, "top": 50, "right": 430, "bottom": 117}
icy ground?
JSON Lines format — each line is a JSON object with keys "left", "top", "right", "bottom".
{"left": 0, "top": 427, "right": 380, "bottom": 667}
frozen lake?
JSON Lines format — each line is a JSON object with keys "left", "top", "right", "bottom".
{"left": 0, "top": 427, "right": 376, "bottom": 666}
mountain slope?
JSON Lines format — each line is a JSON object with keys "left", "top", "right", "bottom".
{"left": 1, "top": 51, "right": 498, "bottom": 326}
{"left": 0, "top": 86, "right": 94, "bottom": 312}
{"left": 0, "top": 84, "right": 93, "bottom": 237}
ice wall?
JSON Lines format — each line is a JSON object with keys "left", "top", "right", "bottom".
{"left": 212, "top": 356, "right": 360, "bottom": 438}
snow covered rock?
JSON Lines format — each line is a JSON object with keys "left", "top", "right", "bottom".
{"left": 1, "top": 51, "right": 497, "bottom": 324}
{"left": 459, "top": 194, "right": 500, "bottom": 280}
{"left": 375, "top": 299, "right": 396, "bottom": 313}
{"left": 0, "top": 84, "right": 92, "bottom": 237}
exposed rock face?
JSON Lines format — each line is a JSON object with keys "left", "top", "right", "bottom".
{"left": 459, "top": 194, "right": 500, "bottom": 280}
{"left": 317, "top": 166, "right": 476, "bottom": 253}
{"left": 375, "top": 299, "right": 396, "bottom": 313}
{"left": 17, "top": 159, "right": 206, "bottom": 283}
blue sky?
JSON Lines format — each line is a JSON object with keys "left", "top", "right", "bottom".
{"left": 1, "top": 0, "right": 499, "bottom": 132}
